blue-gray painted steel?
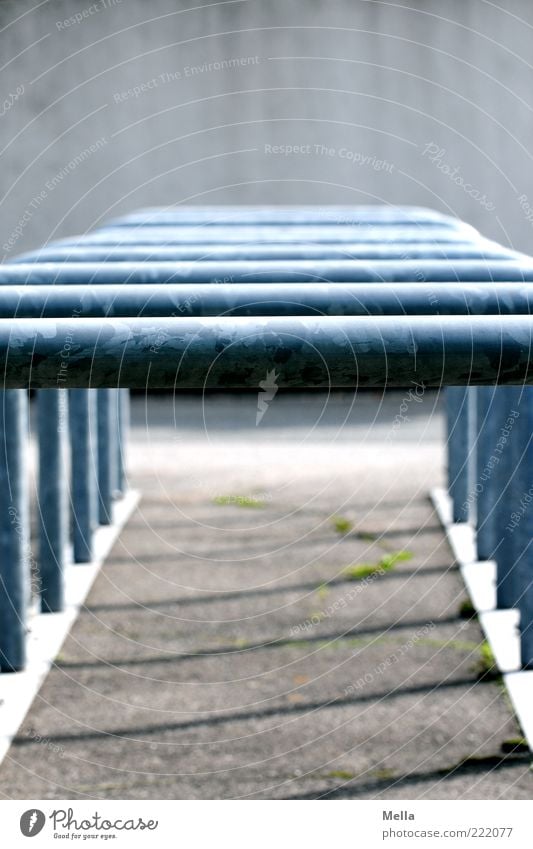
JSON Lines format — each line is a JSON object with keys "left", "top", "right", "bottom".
{"left": 475, "top": 386, "right": 501, "bottom": 560}
{"left": 0, "top": 315, "right": 532, "bottom": 389}
{"left": 106, "top": 205, "right": 466, "bottom": 228}
{"left": 117, "top": 389, "right": 129, "bottom": 495}
{"left": 97, "top": 389, "right": 115, "bottom": 525}
{"left": 2, "top": 202, "right": 533, "bottom": 673}
{"left": 466, "top": 387, "right": 478, "bottom": 522}
{"left": 58, "top": 225, "right": 476, "bottom": 246}
{"left": 109, "top": 388, "right": 120, "bottom": 497}
{"left": 89, "top": 389, "right": 100, "bottom": 533}
{"left": 446, "top": 387, "right": 471, "bottom": 523}
{"left": 37, "top": 389, "right": 68, "bottom": 613}
{"left": 69, "top": 389, "right": 97, "bottom": 563}
{"left": 491, "top": 387, "right": 526, "bottom": 609}
{"left": 0, "top": 390, "right": 29, "bottom": 672}
{"left": 3, "top": 260, "right": 533, "bottom": 286}
{"left": 0, "top": 282, "right": 533, "bottom": 318}
{"left": 14, "top": 242, "right": 513, "bottom": 264}
{"left": 512, "top": 389, "right": 533, "bottom": 666}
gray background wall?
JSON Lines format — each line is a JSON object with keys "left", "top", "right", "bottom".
{"left": 1, "top": 0, "right": 533, "bottom": 256}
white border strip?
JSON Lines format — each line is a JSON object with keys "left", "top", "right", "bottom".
{"left": 0, "top": 489, "right": 140, "bottom": 766}
{"left": 431, "top": 486, "right": 532, "bottom": 749}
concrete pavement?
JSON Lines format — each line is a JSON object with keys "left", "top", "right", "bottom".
{"left": 0, "top": 391, "right": 530, "bottom": 799}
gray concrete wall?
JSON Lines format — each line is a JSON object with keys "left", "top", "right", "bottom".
{"left": 1, "top": 0, "right": 533, "bottom": 256}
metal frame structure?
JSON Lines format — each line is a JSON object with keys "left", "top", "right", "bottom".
{"left": 0, "top": 204, "right": 532, "bottom": 681}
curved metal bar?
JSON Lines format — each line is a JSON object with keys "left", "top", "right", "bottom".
{"left": 0, "top": 315, "right": 531, "bottom": 388}
{"left": 56, "top": 226, "right": 477, "bottom": 246}
{"left": 13, "top": 241, "right": 515, "bottom": 264}
{"left": 107, "top": 205, "right": 465, "bottom": 228}
{"left": 2, "top": 260, "right": 533, "bottom": 285}
{"left": 0, "top": 282, "right": 532, "bottom": 318}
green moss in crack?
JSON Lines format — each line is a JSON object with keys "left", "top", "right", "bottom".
{"left": 342, "top": 550, "right": 413, "bottom": 581}
{"left": 316, "top": 583, "right": 330, "bottom": 602}
{"left": 214, "top": 494, "right": 265, "bottom": 508}
{"left": 324, "top": 769, "right": 356, "bottom": 780}
{"left": 458, "top": 598, "right": 477, "bottom": 620}
{"left": 332, "top": 516, "right": 353, "bottom": 534}
{"left": 371, "top": 767, "right": 397, "bottom": 781}
{"left": 474, "top": 641, "right": 500, "bottom": 680}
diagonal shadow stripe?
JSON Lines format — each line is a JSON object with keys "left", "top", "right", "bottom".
{"left": 12, "top": 675, "right": 480, "bottom": 748}
{"left": 283, "top": 753, "right": 531, "bottom": 799}
{"left": 55, "top": 614, "right": 462, "bottom": 669}
{"left": 86, "top": 563, "right": 456, "bottom": 612}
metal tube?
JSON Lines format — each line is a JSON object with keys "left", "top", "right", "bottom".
{"left": 0, "top": 389, "right": 29, "bottom": 671}
{"left": 97, "top": 389, "right": 115, "bottom": 525}
{"left": 109, "top": 389, "right": 120, "bottom": 497}
{"left": 14, "top": 243, "right": 514, "bottom": 264}
{"left": 0, "top": 315, "right": 532, "bottom": 389}
{"left": 475, "top": 386, "right": 501, "bottom": 560}
{"left": 88, "top": 389, "right": 99, "bottom": 532}
{"left": 491, "top": 387, "right": 525, "bottom": 609}
{"left": 2, "top": 260, "right": 533, "bottom": 285}
{"left": 466, "top": 386, "right": 477, "bottom": 521}
{"left": 117, "top": 388, "right": 129, "bottom": 495}
{"left": 106, "top": 205, "right": 466, "bottom": 228}
{"left": 446, "top": 387, "right": 471, "bottom": 523}
{"left": 68, "top": 389, "right": 97, "bottom": 562}
{"left": 513, "top": 389, "right": 533, "bottom": 666}
{"left": 0, "top": 282, "right": 533, "bottom": 319}
{"left": 56, "top": 226, "right": 477, "bottom": 246}
{"left": 37, "top": 389, "right": 68, "bottom": 613}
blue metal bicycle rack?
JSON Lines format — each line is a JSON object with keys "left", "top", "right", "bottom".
{"left": 0, "top": 204, "right": 532, "bottom": 682}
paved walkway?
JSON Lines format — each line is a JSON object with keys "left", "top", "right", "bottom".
{"left": 0, "top": 392, "right": 531, "bottom": 799}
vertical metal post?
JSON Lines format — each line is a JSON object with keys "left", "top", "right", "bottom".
{"left": 466, "top": 387, "right": 477, "bottom": 522}
{"left": 111, "top": 390, "right": 120, "bottom": 496}
{"left": 513, "top": 388, "right": 533, "bottom": 667}
{"left": 97, "top": 388, "right": 115, "bottom": 525}
{"left": 69, "top": 389, "right": 97, "bottom": 562}
{"left": 0, "top": 390, "right": 29, "bottom": 671}
{"left": 446, "top": 386, "right": 471, "bottom": 523}
{"left": 117, "top": 388, "right": 129, "bottom": 495}
{"left": 475, "top": 386, "right": 499, "bottom": 560}
{"left": 37, "top": 389, "right": 68, "bottom": 613}
{"left": 490, "top": 387, "right": 523, "bottom": 609}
